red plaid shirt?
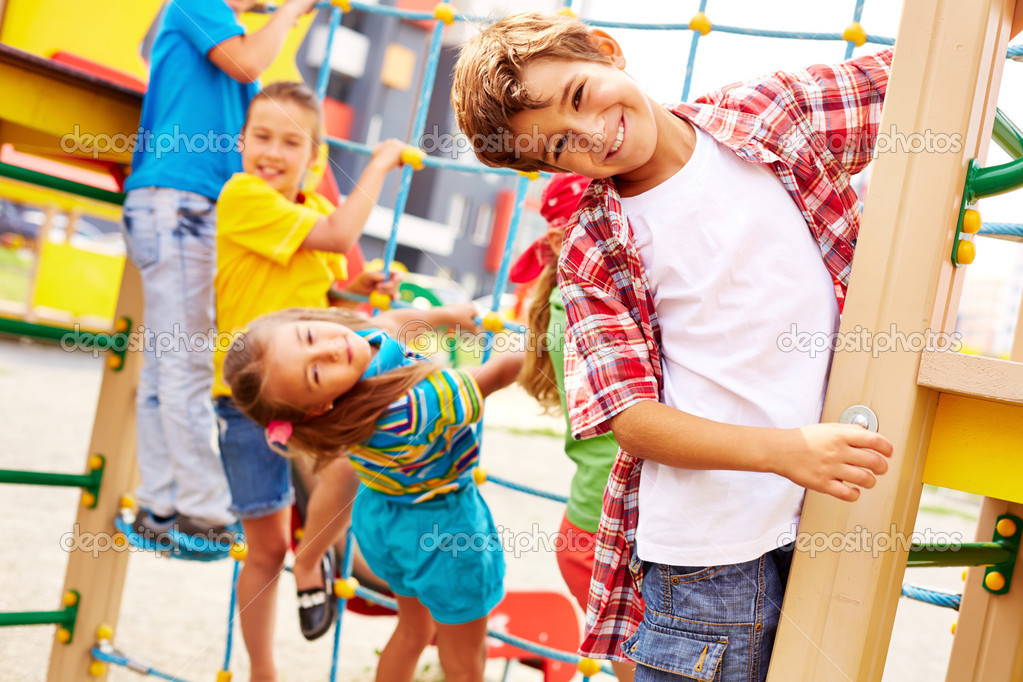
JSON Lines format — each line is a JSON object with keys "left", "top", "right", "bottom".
{"left": 558, "top": 48, "right": 892, "bottom": 661}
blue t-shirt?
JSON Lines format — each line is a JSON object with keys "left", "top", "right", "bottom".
{"left": 125, "top": 0, "right": 259, "bottom": 200}
{"left": 348, "top": 330, "right": 485, "bottom": 504}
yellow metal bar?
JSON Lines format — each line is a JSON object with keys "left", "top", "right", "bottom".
{"left": 924, "top": 394, "right": 1023, "bottom": 504}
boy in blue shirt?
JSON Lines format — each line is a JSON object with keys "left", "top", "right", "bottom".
{"left": 122, "top": 0, "right": 317, "bottom": 545}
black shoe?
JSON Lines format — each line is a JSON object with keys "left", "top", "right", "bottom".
{"left": 297, "top": 550, "right": 337, "bottom": 641}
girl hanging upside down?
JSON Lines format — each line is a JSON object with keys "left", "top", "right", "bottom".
{"left": 223, "top": 306, "right": 523, "bottom": 682}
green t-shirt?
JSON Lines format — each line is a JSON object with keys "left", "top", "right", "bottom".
{"left": 548, "top": 287, "right": 620, "bottom": 533}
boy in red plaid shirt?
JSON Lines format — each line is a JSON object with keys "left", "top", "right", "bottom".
{"left": 454, "top": 12, "right": 895, "bottom": 681}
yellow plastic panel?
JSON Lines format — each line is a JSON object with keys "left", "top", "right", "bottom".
{"left": 0, "top": 0, "right": 164, "bottom": 79}
{"left": 923, "top": 393, "right": 1023, "bottom": 504}
{"left": 32, "top": 241, "right": 125, "bottom": 321}
{"left": 239, "top": 10, "right": 316, "bottom": 86}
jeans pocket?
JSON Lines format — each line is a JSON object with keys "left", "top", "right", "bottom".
{"left": 623, "top": 622, "right": 728, "bottom": 681}
{"left": 121, "top": 203, "right": 159, "bottom": 268}
{"left": 175, "top": 195, "right": 216, "bottom": 246}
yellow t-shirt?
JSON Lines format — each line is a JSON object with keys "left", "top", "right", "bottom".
{"left": 213, "top": 173, "right": 347, "bottom": 397}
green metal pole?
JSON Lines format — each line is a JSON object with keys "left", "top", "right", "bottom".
{"left": 992, "top": 108, "right": 1023, "bottom": 160}
{"left": 966, "top": 156, "right": 1023, "bottom": 202}
{"left": 0, "top": 469, "right": 97, "bottom": 488}
{"left": 0, "top": 609, "right": 74, "bottom": 628}
{"left": 0, "top": 161, "right": 124, "bottom": 206}
{"left": 907, "top": 541, "right": 1015, "bottom": 568}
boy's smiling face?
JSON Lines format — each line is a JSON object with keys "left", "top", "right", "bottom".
{"left": 508, "top": 33, "right": 693, "bottom": 195}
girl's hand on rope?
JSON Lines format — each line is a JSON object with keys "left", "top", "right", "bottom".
{"left": 440, "top": 302, "right": 481, "bottom": 334}
{"left": 344, "top": 270, "right": 402, "bottom": 298}
{"left": 282, "top": 0, "right": 320, "bottom": 17}
{"left": 368, "top": 139, "right": 407, "bottom": 172}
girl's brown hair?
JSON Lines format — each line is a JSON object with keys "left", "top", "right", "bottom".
{"left": 222, "top": 307, "right": 436, "bottom": 469}
{"left": 518, "top": 263, "right": 561, "bottom": 412}
{"left": 244, "top": 80, "right": 324, "bottom": 148}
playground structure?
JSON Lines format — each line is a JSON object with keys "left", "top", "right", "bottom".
{"left": 0, "top": 0, "right": 1021, "bottom": 681}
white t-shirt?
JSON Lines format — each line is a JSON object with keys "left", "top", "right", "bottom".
{"left": 620, "top": 127, "right": 840, "bottom": 567}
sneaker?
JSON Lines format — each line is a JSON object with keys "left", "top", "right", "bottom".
{"left": 297, "top": 549, "right": 338, "bottom": 641}
{"left": 170, "top": 515, "right": 241, "bottom": 554}
{"left": 132, "top": 509, "right": 177, "bottom": 550}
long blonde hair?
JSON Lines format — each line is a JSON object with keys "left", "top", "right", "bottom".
{"left": 518, "top": 263, "right": 561, "bottom": 412}
{"left": 222, "top": 307, "right": 436, "bottom": 468}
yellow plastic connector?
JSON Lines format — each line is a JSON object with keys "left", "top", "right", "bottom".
{"left": 113, "top": 533, "right": 128, "bottom": 548}
{"left": 985, "top": 571, "right": 1006, "bottom": 592}
{"left": 294, "top": 527, "right": 305, "bottom": 541}
{"left": 962, "top": 208, "right": 982, "bottom": 234}
{"left": 843, "top": 22, "right": 867, "bottom": 47}
{"left": 96, "top": 624, "right": 114, "bottom": 641}
{"left": 334, "top": 576, "right": 360, "bottom": 600}
{"left": 369, "top": 290, "right": 393, "bottom": 311}
{"left": 55, "top": 628, "right": 71, "bottom": 644}
{"left": 956, "top": 240, "right": 976, "bottom": 265}
{"left": 331, "top": 0, "right": 352, "bottom": 12}
{"left": 962, "top": 569, "right": 968, "bottom": 582}
{"left": 951, "top": 621, "right": 957, "bottom": 635}
{"left": 689, "top": 12, "right": 712, "bottom": 36}
{"left": 473, "top": 466, "right": 488, "bottom": 486}
{"left": 88, "top": 661, "right": 106, "bottom": 677}
{"left": 81, "top": 492, "right": 96, "bottom": 508}
{"left": 119, "top": 494, "right": 135, "bottom": 510}
{"left": 106, "top": 353, "right": 123, "bottom": 371}
{"left": 88, "top": 455, "right": 104, "bottom": 471}
{"left": 578, "top": 657, "right": 602, "bottom": 676}
{"left": 996, "top": 517, "right": 1017, "bottom": 537}
{"left": 557, "top": 6, "right": 577, "bottom": 18}
{"left": 518, "top": 170, "right": 540, "bottom": 181}
{"left": 230, "top": 542, "right": 248, "bottom": 562}
{"left": 114, "top": 317, "right": 130, "bottom": 333}
{"left": 63, "top": 591, "right": 79, "bottom": 607}
{"left": 434, "top": 3, "right": 455, "bottom": 25}
{"left": 217, "top": 670, "right": 233, "bottom": 682}
{"left": 401, "top": 146, "right": 426, "bottom": 171}
{"left": 482, "top": 312, "right": 504, "bottom": 334}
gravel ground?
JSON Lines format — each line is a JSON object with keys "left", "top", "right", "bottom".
{"left": 0, "top": 338, "right": 978, "bottom": 681}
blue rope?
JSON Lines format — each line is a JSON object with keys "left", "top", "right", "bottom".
{"left": 329, "top": 526, "right": 357, "bottom": 682}
{"left": 487, "top": 474, "right": 569, "bottom": 504}
{"left": 315, "top": 5, "right": 343, "bottom": 100}
{"left": 327, "top": 136, "right": 542, "bottom": 177}
{"left": 350, "top": 585, "right": 616, "bottom": 676}
{"left": 680, "top": 0, "right": 709, "bottom": 102}
{"left": 900, "top": 584, "right": 962, "bottom": 610}
{"left": 380, "top": 19, "right": 446, "bottom": 280}
{"left": 845, "top": 0, "right": 866, "bottom": 60}
{"left": 90, "top": 647, "right": 192, "bottom": 682}
{"left": 221, "top": 560, "right": 240, "bottom": 673}
{"left": 979, "top": 222, "right": 1023, "bottom": 238}
{"left": 482, "top": 174, "right": 529, "bottom": 364}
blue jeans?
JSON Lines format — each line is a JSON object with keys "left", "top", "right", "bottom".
{"left": 121, "top": 187, "right": 233, "bottom": 525}
{"left": 625, "top": 545, "right": 794, "bottom": 682}
{"left": 215, "top": 397, "right": 295, "bottom": 520}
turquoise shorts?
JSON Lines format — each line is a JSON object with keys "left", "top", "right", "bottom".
{"left": 352, "top": 483, "right": 505, "bottom": 625}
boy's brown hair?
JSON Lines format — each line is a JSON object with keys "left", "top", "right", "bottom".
{"left": 244, "top": 80, "right": 323, "bottom": 148}
{"left": 452, "top": 12, "right": 609, "bottom": 171}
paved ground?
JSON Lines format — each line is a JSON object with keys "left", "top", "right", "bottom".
{"left": 1, "top": 338, "right": 979, "bottom": 681}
